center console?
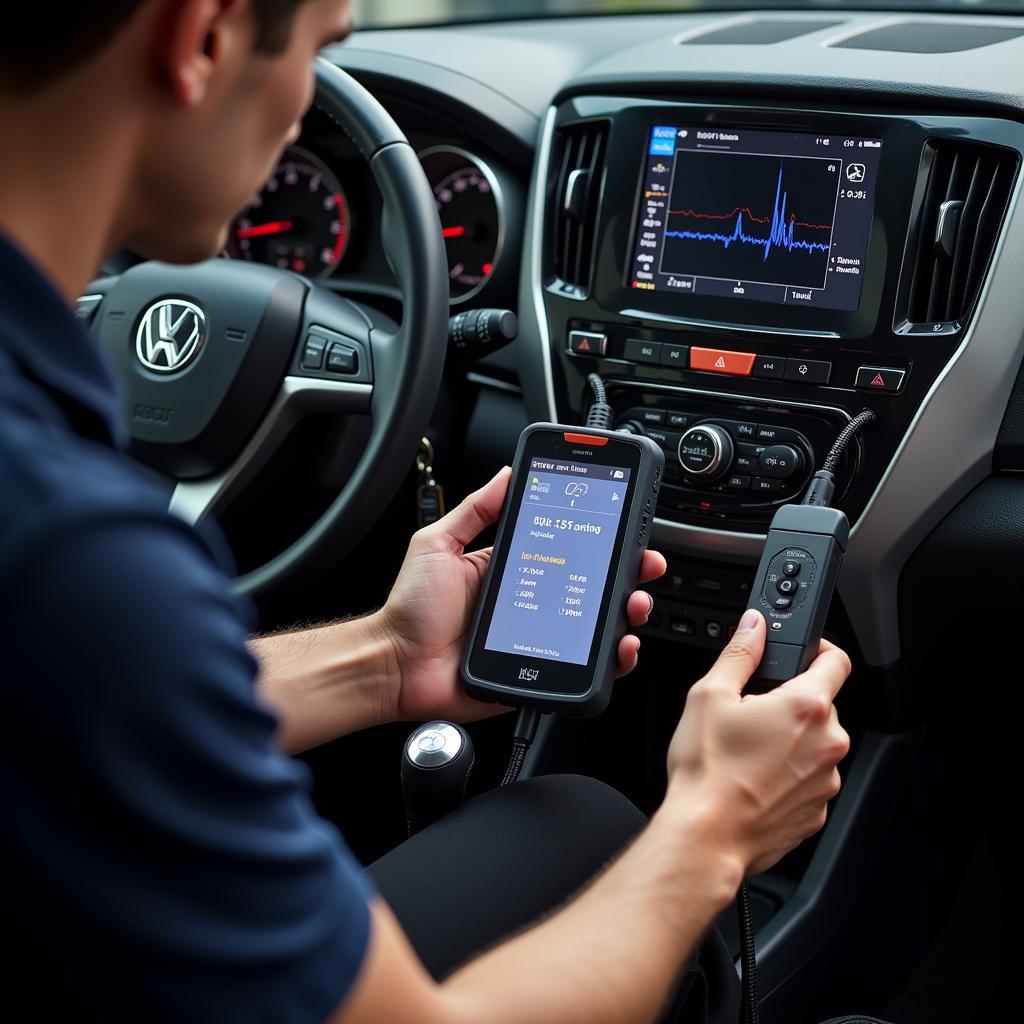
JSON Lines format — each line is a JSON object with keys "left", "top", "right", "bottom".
{"left": 525, "top": 95, "right": 1021, "bottom": 651}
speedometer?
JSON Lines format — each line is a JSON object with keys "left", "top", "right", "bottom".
{"left": 227, "top": 146, "right": 350, "bottom": 277}
{"left": 420, "top": 147, "right": 505, "bottom": 303}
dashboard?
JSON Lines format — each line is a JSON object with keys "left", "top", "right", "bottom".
{"left": 274, "top": 15, "right": 1024, "bottom": 1015}
{"left": 311, "top": 9, "right": 1024, "bottom": 673}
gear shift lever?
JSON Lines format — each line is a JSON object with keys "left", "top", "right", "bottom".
{"left": 401, "top": 722, "right": 475, "bottom": 835}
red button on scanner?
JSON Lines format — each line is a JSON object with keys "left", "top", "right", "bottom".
{"left": 690, "top": 347, "right": 757, "bottom": 377}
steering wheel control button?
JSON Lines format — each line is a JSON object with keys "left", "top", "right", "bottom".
{"left": 752, "top": 354, "right": 786, "bottom": 380}
{"left": 784, "top": 358, "right": 832, "bottom": 384}
{"left": 678, "top": 425, "right": 733, "bottom": 479}
{"left": 624, "top": 338, "right": 662, "bottom": 365}
{"left": 856, "top": 365, "right": 907, "bottom": 392}
{"left": 301, "top": 336, "right": 327, "bottom": 370}
{"left": 758, "top": 445, "right": 803, "bottom": 480}
{"left": 773, "top": 596, "right": 793, "bottom": 611}
{"left": 326, "top": 343, "right": 359, "bottom": 375}
{"left": 690, "top": 347, "right": 756, "bottom": 377}
{"left": 660, "top": 343, "right": 689, "bottom": 368}
{"left": 75, "top": 294, "right": 104, "bottom": 326}
{"left": 567, "top": 330, "right": 607, "bottom": 357}
{"left": 777, "top": 578, "right": 799, "bottom": 596}
{"left": 783, "top": 561, "right": 801, "bottom": 577}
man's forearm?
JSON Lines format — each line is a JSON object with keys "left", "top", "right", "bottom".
{"left": 440, "top": 788, "right": 742, "bottom": 1024}
{"left": 251, "top": 612, "right": 400, "bottom": 755}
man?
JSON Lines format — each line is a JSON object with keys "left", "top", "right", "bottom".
{"left": 0, "top": 2, "right": 852, "bottom": 1022}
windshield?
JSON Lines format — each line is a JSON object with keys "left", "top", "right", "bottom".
{"left": 352, "top": 0, "right": 1024, "bottom": 30}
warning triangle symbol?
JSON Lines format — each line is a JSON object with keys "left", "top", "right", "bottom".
{"left": 869, "top": 372, "right": 886, "bottom": 387}
{"left": 714, "top": 356, "right": 727, "bottom": 369}
{"left": 578, "top": 339, "right": 591, "bottom": 352}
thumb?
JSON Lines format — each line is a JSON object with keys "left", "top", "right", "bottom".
{"left": 703, "top": 609, "right": 766, "bottom": 694}
{"left": 430, "top": 466, "right": 512, "bottom": 548}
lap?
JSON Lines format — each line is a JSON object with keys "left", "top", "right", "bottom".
{"left": 368, "top": 773, "right": 740, "bottom": 1024}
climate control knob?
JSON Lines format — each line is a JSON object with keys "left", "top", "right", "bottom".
{"left": 678, "top": 424, "right": 734, "bottom": 479}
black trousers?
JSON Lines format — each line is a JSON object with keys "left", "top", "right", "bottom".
{"left": 369, "top": 774, "right": 741, "bottom": 1024}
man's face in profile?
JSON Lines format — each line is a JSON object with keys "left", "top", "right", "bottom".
{"left": 126, "top": 0, "right": 353, "bottom": 266}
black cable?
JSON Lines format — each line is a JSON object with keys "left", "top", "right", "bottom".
{"left": 500, "top": 707, "right": 541, "bottom": 787}
{"left": 735, "top": 407, "right": 878, "bottom": 1023}
{"left": 584, "top": 373, "right": 614, "bottom": 430}
{"left": 737, "top": 881, "right": 760, "bottom": 1024}
{"left": 801, "top": 408, "right": 877, "bottom": 508}
{"left": 822, "top": 408, "right": 877, "bottom": 476}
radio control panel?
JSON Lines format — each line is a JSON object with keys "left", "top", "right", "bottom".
{"left": 612, "top": 394, "right": 854, "bottom": 529}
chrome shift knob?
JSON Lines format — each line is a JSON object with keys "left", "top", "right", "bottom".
{"left": 401, "top": 721, "right": 474, "bottom": 834}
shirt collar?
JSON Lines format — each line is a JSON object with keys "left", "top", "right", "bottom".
{"left": 0, "top": 232, "right": 127, "bottom": 448}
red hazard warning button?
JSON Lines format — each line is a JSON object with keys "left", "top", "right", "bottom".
{"left": 855, "top": 366, "right": 906, "bottom": 392}
{"left": 690, "top": 347, "right": 756, "bottom": 376}
{"left": 567, "top": 330, "right": 608, "bottom": 357}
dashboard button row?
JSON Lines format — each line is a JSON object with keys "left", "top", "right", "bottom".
{"left": 568, "top": 330, "right": 838, "bottom": 389}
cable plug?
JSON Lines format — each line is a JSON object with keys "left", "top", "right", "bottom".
{"left": 802, "top": 470, "right": 836, "bottom": 508}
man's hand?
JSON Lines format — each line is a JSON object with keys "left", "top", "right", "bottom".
{"left": 666, "top": 608, "right": 852, "bottom": 876}
{"left": 378, "top": 467, "right": 667, "bottom": 725}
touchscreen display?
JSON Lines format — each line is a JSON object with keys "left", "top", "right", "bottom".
{"left": 484, "top": 458, "right": 631, "bottom": 666}
{"left": 629, "top": 125, "right": 883, "bottom": 311}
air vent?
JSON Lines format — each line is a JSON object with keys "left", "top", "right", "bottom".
{"left": 832, "top": 21, "right": 1023, "bottom": 54}
{"left": 679, "top": 18, "right": 841, "bottom": 46}
{"left": 902, "top": 141, "right": 1018, "bottom": 329}
{"left": 550, "top": 120, "right": 609, "bottom": 295}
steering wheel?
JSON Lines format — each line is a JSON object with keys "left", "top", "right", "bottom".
{"left": 87, "top": 59, "right": 449, "bottom": 605}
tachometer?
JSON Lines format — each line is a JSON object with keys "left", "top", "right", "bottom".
{"left": 227, "top": 146, "right": 350, "bottom": 277}
{"left": 420, "top": 147, "right": 504, "bottom": 303}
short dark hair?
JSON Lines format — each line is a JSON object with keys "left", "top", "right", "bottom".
{"left": 1, "top": 1, "right": 308, "bottom": 93}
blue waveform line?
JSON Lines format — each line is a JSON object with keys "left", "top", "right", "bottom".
{"left": 664, "top": 164, "right": 831, "bottom": 262}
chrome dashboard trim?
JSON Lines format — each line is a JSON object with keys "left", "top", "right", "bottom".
{"left": 529, "top": 106, "right": 561, "bottom": 426}
{"left": 841, "top": 160, "right": 1024, "bottom": 664}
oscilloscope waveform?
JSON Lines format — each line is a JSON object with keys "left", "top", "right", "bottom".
{"left": 664, "top": 164, "right": 832, "bottom": 262}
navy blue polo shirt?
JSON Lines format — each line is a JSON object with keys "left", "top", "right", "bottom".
{"left": 0, "top": 233, "right": 372, "bottom": 1021}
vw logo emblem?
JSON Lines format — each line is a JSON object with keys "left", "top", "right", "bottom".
{"left": 136, "top": 299, "right": 206, "bottom": 374}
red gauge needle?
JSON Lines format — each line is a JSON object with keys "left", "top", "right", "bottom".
{"left": 236, "top": 220, "right": 294, "bottom": 240}
{"left": 442, "top": 226, "right": 467, "bottom": 239}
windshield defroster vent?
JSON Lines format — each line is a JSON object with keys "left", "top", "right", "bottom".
{"left": 550, "top": 119, "right": 609, "bottom": 296}
{"left": 899, "top": 140, "right": 1018, "bottom": 332}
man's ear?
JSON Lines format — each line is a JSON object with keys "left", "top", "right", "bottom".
{"left": 157, "top": 0, "right": 249, "bottom": 107}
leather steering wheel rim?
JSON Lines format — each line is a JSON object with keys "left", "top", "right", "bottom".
{"left": 237, "top": 61, "right": 450, "bottom": 598}
{"left": 233, "top": 60, "right": 449, "bottom": 601}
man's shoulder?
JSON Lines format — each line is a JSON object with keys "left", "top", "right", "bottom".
{"left": 0, "top": 361, "right": 183, "bottom": 572}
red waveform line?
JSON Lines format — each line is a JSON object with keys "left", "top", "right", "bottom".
{"left": 668, "top": 206, "right": 831, "bottom": 231}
